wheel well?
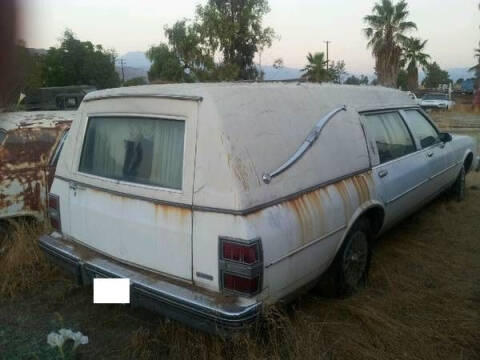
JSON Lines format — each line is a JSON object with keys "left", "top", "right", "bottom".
{"left": 362, "top": 206, "right": 384, "bottom": 238}
{"left": 464, "top": 153, "right": 473, "bottom": 173}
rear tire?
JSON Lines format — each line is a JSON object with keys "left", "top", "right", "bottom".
{"left": 318, "top": 218, "right": 371, "bottom": 297}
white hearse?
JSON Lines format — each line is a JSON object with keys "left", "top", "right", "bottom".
{"left": 39, "top": 83, "right": 478, "bottom": 332}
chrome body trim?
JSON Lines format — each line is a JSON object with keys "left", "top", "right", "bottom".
{"left": 265, "top": 225, "right": 347, "bottom": 268}
{"left": 262, "top": 105, "right": 347, "bottom": 184}
{"left": 55, "top": 167, "right": 370, "bottom": 216}
{"left": 38, "top": 233, "right": 261, "bottom": 333}
{"left": 83, "top": 94, "right": 203, "bottom": 103}
{"left": 430, "top": 161, "right": 461, "bottom": 180}
{"left": 386, "top": 179, "right": 430, "bottom": 205}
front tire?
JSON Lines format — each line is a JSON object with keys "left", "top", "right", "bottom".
{"left": 452, "top": 166, "right": 466, "bottom": 202}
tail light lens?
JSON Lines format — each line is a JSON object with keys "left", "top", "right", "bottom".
{"left": 223, "top": 273, "right": 260, "bottom": 294}
{"left": 219, "top": 237, "right": 263, "bottom": 296}
{"left": 222, "top": 241, "right": 258, "bottom": 264}
{"left": 48, "top": 193, "right": 61, "bottom": 232}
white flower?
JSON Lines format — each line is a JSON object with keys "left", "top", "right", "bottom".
{"left": 47, "top": 332, "right": 66, "bottom": 348}
{"left": 47, "top": 328, "right": 89, "bottom": 350}
{"left": 71, "top": 331, "right": 89, "bottom": 349}
{"left": 59, "top": 329, "right": 74, "bottom": 339}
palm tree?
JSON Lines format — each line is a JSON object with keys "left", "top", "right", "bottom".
{"left": 363, "top": 0, "right": 417, "bottom": 87}
{"left": 470, "top": 45, "right": 480, "bottom": 89}
{"left": 401, "top": 37, "right": 430, "bottom": 91}
{"left": 302, "top": 52, "right": 328, "bottom": 83}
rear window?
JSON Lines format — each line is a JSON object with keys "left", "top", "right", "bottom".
{"left": 79, "top": 116, "right": 185, "bottom": 190}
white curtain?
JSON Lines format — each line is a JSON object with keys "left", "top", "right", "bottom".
{"left": 80, "top": 116, "right": 185, "bottom": 189}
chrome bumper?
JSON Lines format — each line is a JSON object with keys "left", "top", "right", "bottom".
{"left": 38, "top": 233, "right": 261, "bottom": 333}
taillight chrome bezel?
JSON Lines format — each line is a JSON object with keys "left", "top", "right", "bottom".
{"left": 218, "top": 237, "right": 263, "bottom": 297}
{"left": 48, "top": 193, "right": 61, "bottom": 232}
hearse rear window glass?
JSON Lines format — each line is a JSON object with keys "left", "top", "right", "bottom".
{"left": 79, "top": 116, "right": 185, "bottom": 190}
{"left": 363, "top": 112, "right": 416, "bottom": 164}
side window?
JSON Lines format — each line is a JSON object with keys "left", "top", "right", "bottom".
{"left": 363, "top": 112, "right": 416, "bottom": 164}
{"left": 403, "top": 110, "right": 439, "bottom": 148}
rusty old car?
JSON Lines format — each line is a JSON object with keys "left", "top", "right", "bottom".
{"left": 0, "top": 111, "right": 73, "bottom": 221}
{"left": 38, "top": 83, "right": 478, "bottom": 332}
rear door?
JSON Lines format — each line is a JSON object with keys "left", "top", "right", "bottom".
{"left": 362, "top": 110, "right": 430, "bottom": 226}
{"left": 66, "top": 97, "right": 198, "bottom": 281}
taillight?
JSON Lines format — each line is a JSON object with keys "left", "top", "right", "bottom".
{"left": 223, "top": 273, "right": 260, "bottom": 294}
{"left": 48, "top": 193, "right": 61, "bottom": 232}
{"left": 222, "top": 241, "right": 258, "bottom": 264}
{"left": 219, "top": 237, "right": 263, "bottom": 296}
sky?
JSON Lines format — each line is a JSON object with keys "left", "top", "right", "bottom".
{"left": 18, "top": 0, "right": 480, "bottom": 74}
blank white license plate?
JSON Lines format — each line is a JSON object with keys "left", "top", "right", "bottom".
{"left": 93, "top": 278, "right": 130, "bottom": 304}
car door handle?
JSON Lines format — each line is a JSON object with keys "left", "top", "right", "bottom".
{"left": 69, "top": 181, "right": 85, "bottom": 191}
{"left": 427, "top": 151, "right": 434, "bottom": 158}
{"left": 378, "top": 170, "right": 388, "bottom": 178}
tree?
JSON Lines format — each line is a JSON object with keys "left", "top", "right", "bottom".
{"left": 302, "top": 52, "right": 329, "bottom": 82}
{"left": 273, "top": 58, "right": 284, "bottom": 69}
{"left": 43, "top": 30, "right": 120, "bottom": 89}
{"left": 0, "top": 40, "right": 45, "bottom": 107}
{"left": 146, "top": 44, "right": 187, "bottom": 83}
{"left": 422, "top": 62, "right": 451, "bottom": 89}
{"left": 344, "top": 74, "right": 369, "bottom": 85}
{"left": 123, "top": 77, "right": 148, "bottom": 87}
{"left": 455, "top": 78, "right": 464, "bottom": 86}
{"left": 470, "top": 46, "right": 480, "bottom": 89}
{"left": 328, "top": 60, "right": 347, "bottom": 84}
{"left": 401, "top": 37, "right": 430, "bottom": 91}
{"left": 363, "top": 0, "right": 417, "bottom": 87}
{"left": 195, "top": 0, "right": 276, "bottom": 80}
{"left": 397, "top": 69, "right": 408, "bottom": 89}
{"left": 164, "top": 19, "right": 215, "bottom": 80}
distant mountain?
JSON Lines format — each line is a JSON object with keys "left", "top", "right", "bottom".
{"left": 447, "top": 68, "right": 474, "bottom": 82}
{"left": 115, "top": 66, "right": 148, "bottom": 82}
{"left": 261, "top": 65, "right": 303, "bottom": 81}
{"left": 119, "top": 51, "right": 151, "bottom": 70}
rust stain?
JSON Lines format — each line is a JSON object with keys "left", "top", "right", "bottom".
{"left": 0, "top": 115, "right": 71, "bottom": 220}
{"left": 227, "top": 153, "right": 250, "bottom": 191}
{"left": 247, "top": 171, "right": 373, "bottom": 247}
{"left": 88, "top": 186, "right": 191, "bottom": 223}
{"left": 334, "top": 180, "right": 352, "bottom": 221}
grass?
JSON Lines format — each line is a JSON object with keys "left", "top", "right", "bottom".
{"left": 0, "top": 219, "right": 59, "bottom": 298}
{"left": 0, "top": 173, "right": 479, "bottom": 359}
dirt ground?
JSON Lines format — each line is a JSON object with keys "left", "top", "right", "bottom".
{"left": 0, "top": 112, "right": 479, "bottom": 360}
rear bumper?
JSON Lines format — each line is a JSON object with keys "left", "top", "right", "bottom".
{"left": 38, "top": 233, "right": 261, "bottom": 333}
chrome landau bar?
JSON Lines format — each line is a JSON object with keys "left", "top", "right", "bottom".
{"left": 262, "top": 105, "right": 347, "bottom": 184}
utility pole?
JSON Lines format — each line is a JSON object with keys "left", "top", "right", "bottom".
{"left": 324, "top": 41, "right": 331, "bottom": 71}
{"left": 119, "top": 59, "right": 126, "bottom": 83}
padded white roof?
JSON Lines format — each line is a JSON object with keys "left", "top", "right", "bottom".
{"left": 84, "top": 83, "right": 416, "bottom": 211}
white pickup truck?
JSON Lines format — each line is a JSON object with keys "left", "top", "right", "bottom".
{"left": 39, "top": 83, "right": 478, "bottom": 332}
